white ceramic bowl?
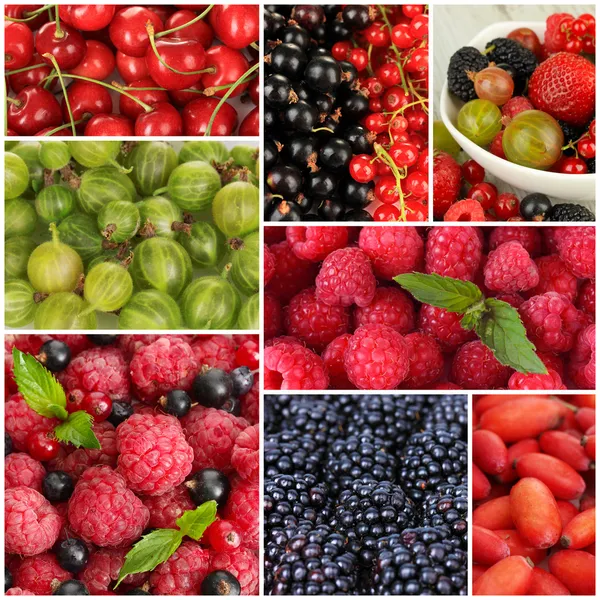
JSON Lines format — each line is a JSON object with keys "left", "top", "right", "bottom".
{"left": 440, "top": 21, "right": 595, "bottom": 202}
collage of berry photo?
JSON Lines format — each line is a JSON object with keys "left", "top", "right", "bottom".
{"left": 5, "top": 334, "right": 259, "bottom": 595}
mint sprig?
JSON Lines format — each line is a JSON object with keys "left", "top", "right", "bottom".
{"left": 395, "top": 273, "right": 547, "bottom": 375}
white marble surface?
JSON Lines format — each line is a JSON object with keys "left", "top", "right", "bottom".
{"left": 432, "top": 4, "right": 596, "bottom": 210}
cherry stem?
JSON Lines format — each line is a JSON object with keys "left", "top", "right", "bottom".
{"left": 41, "top": 118, "right": 88, "bottom": 136}
{"left": 119, "top": 83, "right": 203, "bottom": 95}
{"left": 5, "top": 63, "right": 46, "bottom": 75}
{"left": 4, "top": 4, "right": 53, "bottom": 22}
{"left": 204, "top": 61, "right": 259, "bottom": 136}
{"left": 5, "top": 96, "right": 20, "bottom": 106}
{"left": 250, "top": 42, "right": 259, "bottom": 51}
{"left": 43, "top": 68, "right": 56, "bottom": 90}
{"left": 374, "top": 142, "right": 407, "bottom": 222}
{"left": 54, "top": 4, "right": 63, "bottom": 38}
{"left": 42, "top": 53, "right": 75, "bottom": 135}
{"left": 155, "top": 4, "right": 215, "bottom": 38}
{"left": 203, "top": 72, "right": 258, "bottom": 96}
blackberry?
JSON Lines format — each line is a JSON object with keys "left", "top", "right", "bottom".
{"left": 447, "top": 46, "right": 489, "bottom": 102}
{"left": 558, "top": 120, "right": 584, "bottom": 155}
{"left": 587, "top": 158, "right": 595, "bottom": 173}
{"left": 281, "top": 398, "right": 345, "bottom": 448}
{"left": 544, "top": 203, "right": 595, "bottom": 222}
{"left": 398, "top": 429, "right": 468, "bottom": 503}
{"left": 420, "top": 395, "right": 468, "bottom": 440}
{"left": 371, "top": 527, "right": 468, "bottom": 595}
{"left": 484, "top": 38, "right": 538, "bottom": 79}
{"left": 264, "top": 431, "right": 323, "bottom": 478}
{"left": 421, "top": 485, "right": 468, "bottom": 550}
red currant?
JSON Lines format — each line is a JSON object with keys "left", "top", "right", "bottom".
{"left": 332, "top": 41, "right": 351, "bottom": 61}
{"left": 416, "top": 150, "right": 429, "bottom": 174}
{"left": 389, "top": 143, "right": 419, "bottom": 168}
{"left": 236, "top": 340, "right": 259, "bottom": 370}
{"left": 564, "top": 37, "right": 583, "bottom": 54}
{"left": 369, "top": 97, "right": 383, "bottom": 112}
{"left": 589, "top": 120, "right": 596, "bottom": 140}
{"left": 403, "top": 5, "right": 424, "bottom": 18}
{"left": 348, "top": 48, "right": 368, "bottom": 71}
{"left": 578, "top": 137, "right": 596, "bottom": 159}
{"left": 82, "top": 392, "right": 113, "bottom": 422}
{"left": 375, "top": 176, "right": 400, "bottom": 204}
{"left": 410, "top": 15, "right": 429, "bottom": 38}
{"left": 27, "top": 431, "right": 60, "bottom": 462}
{"left": 382, "top": 86, "right": 411, "bottom": 112}
{"left": 374, "top": 204, "right": 401, "bottom": 221}
{"left": 364, "top": 21, "right": 390, "bottom": 47}
{"left": 559, "top": 156, "right": 588, "bottom": 174}
{"left": 404, "top": 171, "right": 428, "bottom": 199}
{"left": 404, "top": 200, "right": 428, "bottom": 221}
{"left": 467, "top": 182, "right": 498, "bottom": 210}
{"left": 67, "top": 389, "right": 86, "bottom": 413}
{"left": 572, "top": 19, "right": 588, "bottom": 36}
{"left": 376, "top": 63, "right": 401, "bottom": 86}
{"left": 493, "top": 192, "right": 520, "bottom": 220}
{"left": 461, "top": 159, "right": 486, "bottom": 185}
{"left": 365, "top": 112, "right": 388, "bottom": 134}
{"left": 405, "top": 108, "right": 427, "bottom": 132}
{"left": 364, "top": 77, "right": 384, "bottom": 97}
{"left": 391, "top": 23, "right": 415, "bottom": 49}
{"left": 349, "top": 154, "right": 376, "bottom": 183}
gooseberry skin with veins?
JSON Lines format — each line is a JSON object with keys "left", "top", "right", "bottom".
{"left": 473, "top": 67, "right": 514, "bottom": 106}
{"left": 457, "top": 99, "right": 502, "bottom": 147}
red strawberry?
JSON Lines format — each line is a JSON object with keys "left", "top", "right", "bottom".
{"left": 544, "top": 13, "right": 573, "bottom": 53}
{"left": 433, "top": 151, "right": 461, "bottom": 219}
{"left": 528, "top": 52, "right": 595, "bottom": 126}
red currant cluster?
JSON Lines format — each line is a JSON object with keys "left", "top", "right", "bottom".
{"left": 4, "top": 5, "right": 259, "bottom": 137}
{"left": 553, "top": 119, "right": 596, "bottom": 175}
{"left": 545, "top": 12, "right": 596, "bottom": 55}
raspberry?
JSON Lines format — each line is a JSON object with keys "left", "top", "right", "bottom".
{"left": 182, "top": 406, "right": 249, "bottom": 472}
{"left": 240, "top": 379, "right": 259, "bottom": 425}
{"left": 5, "top": 393, "right": 59, "bottom": 451}
{"left": 425, "top": 226, "right": 483, "bottom": 281}
{"left": 231, "top": 424, "right": 259, "bottom": 483}
{"left": 264, "top": 226, "right": 286, "bottom": 245}
{"left": 537, "top": 351, "right": 565, "bottom": 379}
{"left": 58, "top": 346, "right": 130, "bottom": 401}
{"left": 358, "top": 225, "right": 424, "bottom": 280}
{"left": 344, "top": 324, "right": 409, "bottom": 390}
{"left": 321, "top": 334, "right": 355, "bottom": 390}
{"left": 519, "top": 292, "right": 588, "bottom": 353}
{"left": 543, "top": 226, "right": 568, "bottom": 254}
{"left": 490, "top": 131, "right": 505, "bottom": 158}
{"left": 501, "top": 95, "right": 534, "bottom": 119}
{"left": 443, "top": 199, "right": 486, "bottom": 222}
{"left": 418, "top": 304, "right": 476, "bottom": 352}
{"left": 116, "top": 413, "right": 194, "bottom": 495}
{"left": 118, "top": 334, "right": 161, "bottom": 358}
{"left": 149, "top": 541, "right": 211, "bottom": 595}
{"left": 266, "top": 241, "right": 319, "bottom": 303}
{"left": 287, "top": 225, "right": 349, "bottom": 261}
{"left": 528, "top": 254, "right": 578, "bottom": 301}
{"left": 489, "top": 226, "right": 542, "bottom": 257}
{"left": 210, "top": 547, "right": 259, "bottom": 596}
{"left": 13, "top": 554, "right": 70, "bottom": 595}
{"left": 130, "top": 337, "right": 199, "bottom": 403}
{"left": 264, "top": 291, "right": 283, "bottom": 341}
{"left": 401, "top": 332, "right": 444, "bottom": 389}
{"left": 67, "top": 466, "right": 149, "bottom": 547}
{"left": 79, "top": 548, "right": 148, "bottom": 594}
{"left": 495, "top": 292, "right": 525, "bottom": 308}
{"left": 191, "top": 335, "right": 237, "bottom": 371}
{"left": 264, "top": 342, "right": 329, "bottom": 390}
{"left": 353, "top": 287, "right": 416, "bottom": 334}
{"left": 264, "top": 243, "right": 276, "bottom": 285}
{"left": 433, "top": 151, "right": 462, "bottom": 218}
{"left": 545, "top": 13, "right": 572, "bottom": 52}
{"left": 141, "top": 484, "right": 195, "bottom": 530}
{"left": 6, "top": 487, "right": 61, "bottom": 556}
{"left": 568, "top": 324, "right": 595, "bottom": 389}
{"left": 577, "top": 279, "right": 595, "bottom": 316}
{"left": 224, "top": 478, "right": 259, "bottom": 550}
{"left": 315, "top": 247, "right": 376, "bottom": 307}
{"left": 484, "top": 241, "right": 540, "bottom": 292}
{"left": 557, "top": 227, "right": 595, "bottom": 279}
{"left": 5, "top": 453, "right": 46, "bottom": 493}
{"left": 6, "top": 588, "right": 36, "bottom": 595}
{"left": 450, "top": 341, "right": 513, "bottom": 388}
{"left": 508, "top": 368, "right": 566, "bottom": 390}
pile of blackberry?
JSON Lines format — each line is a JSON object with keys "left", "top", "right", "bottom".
{"left": 264, "top": 394, "right": 468, "bottom": 595}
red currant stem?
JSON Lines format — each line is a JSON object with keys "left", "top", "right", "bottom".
{"left": 203, "top": 72, "right": 258, "bottom": 96}
{"left": 155, "top": 4, "right": 214, "bottom": 38}
{"left": 250, "top": 41, "right": 260, "bottom": 51}
{"left": 41, "top": 118, "right": 88, "bottom": 136}
{"left": 204, "top": 61, "right": 259, "bottom": 136}
{"left": 312, "top": 127, "right": 334, "bottom": 133}
{"left": 407, "top": 78, "right": 428, "bottom": 113}
{"left": 42, "top": 53, "right": 75, "bottom": 135}
{"left": 54, "top": 4, "right": 63, "bottom": 39}
{"left": 4, "top": 4, "right": 53, "bottom": 22}
{"left": 366, "top": 44, "right": 375, "bottom": 77}
{"left": 373, "top": 142, "right": 407, "bottom": 222}
{"left": 5, "top": 63, "right": 47, "bottom": 75}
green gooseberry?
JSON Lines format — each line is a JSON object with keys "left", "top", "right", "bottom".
{"left": 84, "top": 262, "right": 133, "bottom": 313}
{"left": 230, "top": 146, "right": 259, "bottom": 174}
{"left": 212, "top": 182, "right": 259, "bottom": 237}
{"left": 457, "top": 99, "right": 502, "bottom": 146}
{"left": 34, "top": 292, "right": 97, "bottom": 330}
{"left": 237, "top": 293, "right": 259, "bottom": 330}
{"left": 229, "top": 232, "right": 259, "bottom": 296}
{"left": 136, "top": 196, "right": 183, "bottom": 239}
{"left": 77, "top": 166, "right": 137, "bottom": 214}
{"left": 98, "top": 200, "right": 140, "bottom": 243}
{"left": 162, "top": 161, "right": 222, "bottom": 212}
{"left": 5, "top": 280, "right": 37, "bottom": 328}
{"left": 127, "top": 141, "right": 178, "bottom": 196}
{"left": 68, "top": 141, "right": 122, "bottom": 168}
{"left": 12, "top": 142, "right": 43, "bottom": 194}
{"left": 35, "top": 184, "right": 75, "bottom": 223}
{"left": 85, "top": 253, "right": 120, "bottom": 273}
{"left": 5, "top": 237, "right": 37, "bottom": 280}
{"left": 57, "top": 214, "right": 108, "bottom": 265}
{"left": 5, "top": 197, "right": 37, "bottom": 237}
{"left": 180, "top": 276, "right": 241, "bottom": 329}
{"left": 434, "top": 120, "right": 462, "bottom": 156}
{"left": 39, "top": 141, "right": 71, "bottom": 170}
{"left": 178, "top": 141, "right": 229, "bottom": 165}
{"left": 5, "top": 152, "right": 29, "bottom": 199}
{"left": 178, "top": 222, "right": 225, "bottom": 267}
{"left": 118, "top": 290, "right": 183, "bottom": 330}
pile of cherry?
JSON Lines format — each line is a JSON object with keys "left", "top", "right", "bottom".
{"left": 5, "top": 5, "right": 259, "bottom": 137}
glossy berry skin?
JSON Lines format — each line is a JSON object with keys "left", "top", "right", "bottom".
{"left": 165, "top": 10, "right": 214, "bottom": 48}
{"left": 85, "top": 114, "right": 134, "bottom": 136}
{"left": 69, "top": 40, "right": 115, "bottom": 81}
{"left": 26, "top": 431, "right": 60, "bottom": 462}
{"left": 230, "top": 367, "right": 254, "bottom": 397}
{"left": 81, "top": 392, "right": 112, "bottom": 422}
{"left": 35, "top": 22, "right": 86, "bottom": 70}
{"left": 145, "top": 38, "right": 207, "bottom": 90}
{"left": 109, "top": 6, "right": 164, "bottom": 57}
{"left": 66, "top": 5, "right": 115, "bottom": 31}
{"left": 467, "top": 182, "right": 498, "bottom": 210}
{"left": 135, "top": 102, "right": 183, "bottom": 136}
{"left": 56, "top": 539, "right": 89, "bottom": 573}
{"left": 38, "top": 340, "right": 71, "bottom": 372}
{"left": 116, "top": 51, "right": 150, "bottom": 83}
{"left": 558, "top": 157, "right": 588, "bottom": 175}
{"left": 494, "top": 193, "right": 520, "bottom": 220}
{"left": 201, "top": 46, "right": 250, "bottom": 98}
{"left": 160, "top": 390, "right": 192, "bottom": 418}
{"left": 186, "top": 468, "right": 231, "bottom": 508}
{"left": 349, "top": 154, "right": 376, "bottom": 183}
{"left": 42, "top": 470, "right": 74, "bottom": 503}
{"left": 119, "top": 79, "right": 169, "bottom": 120}
{"left": 5, "top": 21, "right": 35, "bottom": 69}
{"left": 201, "top": 571, "right": 241, "bottom": 596}
{"left": 461, "top": 159, "right": 485, "bottom": 185}
{"left": 209, "top": 5, "right": 259, "bottom": 49}
{"left": 7, "top": 86, "right": 63, "bottom": 136}
{"left": 62, "top": 80, "right": 112, "bottom": 124}
{"left": 8, "top": 53, "right": 53, "bottom": 93}
{"left": 182, "top": 97, "right": 237, "bottom": 136}
{"left": 192, "top": 369, "right": 233, "bottom": 409}
{"left": 239, "top": 106, "right": 259, "bottom": 136}
{"left": 236, "top": 340, "right": 259, "bottom": 370}
{"left": 53, "top": 580, "right": 89, "bottom": 595}
{"left": 107, "top": 401, "right": 134, "bottom": 428}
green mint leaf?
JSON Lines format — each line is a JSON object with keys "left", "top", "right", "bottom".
{"left": 461, "top": 312, "right": 480, "bottom": 331}
{"left": 115, "top": 529, "right": 184, "bottom": 588}
{"left": 394, "top": 273, "right": 482, "bottom": 312}
{"left": 176, "top": 501, "right": 218, "bottom": 541}
{"left": 54, "top": 411, "right": 101, "bottom": 449}
{"left": 12, "top": 348, "right": 67, "bottom": 419}
{"left": 476, "top": 298, "right": 548, "bottom": 374}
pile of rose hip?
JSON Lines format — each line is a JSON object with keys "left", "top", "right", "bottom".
{"left": 473, "top": 393, "right": 595, "bottom": 596}
{"left": 5, "top": 5, "right": 259, "bottom": 136}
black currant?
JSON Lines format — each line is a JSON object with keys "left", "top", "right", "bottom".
{"left": 342, "top": 5, "right": 371, "bottom": 29}
{"left": 282, "top": 100, "right": 318, "bottom": 133}
{"left": 56, "top": 539, "right": 89, "bottom": 573}
{"left": 343, "top": 124, "right": 374, "bottom": 154}
{"left": 344, "top": 209, "right": 374, "bottom": 221}
{"left": 314, "top": 93, "right": 335, "bottom": 114}
{"left": 340, "top": 91, "right": 369, "bottom": 120}
{"left": 192, "top": 368, "right": 233, "bottom": 409}
{"left": 330, "top": 18, "right": 352, "bottom": 41}
{"left": 318, "top": 198, "right": 345, "bottom": 221}
{"left": 338, "top": 60, "right": 358, "bottom": 87}
{"left": 107, "top": 401, "right": 134, "bottom": 427}
{"left": 319, "top": 138, "right": 352, "bottom": 172}
{"left": 220, "top": 396, "right": 241, "bottom": 416}
{"left": 293, "top": 81, "right": 311, "bottom": 102}
{"left": 86, "top": 335, "right": 117, "bottom": 346}
{"left": 264, "top": 9, "right": 286, "bottom": 40}
{"left": 5, "top": 567, "right": 12, "bottom": 593}
{"left": 520, "top": 193, "right": 552, "bottom": 220}
{"left": 286, "top": 135, "right": 319, "bottom": 168}
{"left": 308, "top": 45, "right": 329, "bottom": 58}
{"left": 230, "top": 367, "right": 254, "bottom": 397}
{"left": 339, "top": 178, "right": 375, "bottom": 209}
{"left": 264, "top": 106, "right": 280, "bottom": 130}
{"left": 264, "top": 139, "right": 280, "bottom": 171}
{"left": 201, "top": 571, "right": 242, "bottom": 596}
{"left": 185, "top": 469, "right": 231, "bottom": 508}
{"left": 269, "top": 43, "right": 308, "bottom": 80}
{"left": 52, "top": 580, "right": 90, "bottom": 595}
{"left": 159, "top": 390, "right": 192, "bottom": 418}
{"left": 37, "top": 340, "right": 71, "bottom": 373}
{"left": 266, "top": 164, "right": 303, "bottom": 197}
{"left": 42, "top": 471, "right": 74, "bottom": 503}
{"left": 265, "top": 74, "right": 295, "bottom": 108}
{"left": 304, "top": 56, "right": 342, "bottom": 93}
{"left": 306, "top": 170, "right": 338, "bottom": 199}
{"left": 281, "top": 25, "right": 311, "bottom": 50}
{"left": 292, "top": 5, "right": 325, "bottom": 31}
{"left": 292, "top": 193, "right": 314, "bottom": 214}
{"left": 268, "top": 199, "right": 304, "bottom": 222}
{"left": 5, "top": 433, "right": 13, "bottom": 457}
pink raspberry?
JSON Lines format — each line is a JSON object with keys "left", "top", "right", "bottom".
{"left": 568, "top": 324, "right": 595, "bottom": 389}
{"left": 210, "top": 547, "right": 259, "bottom": 596}
{"left": 537, "top": 351, "right": 565, "bottom": 378}
{"left": 558, "top": 227, "right": 595, "bottom": 279}
{"left": 508, "top": 368, "right": 566, "bottom": 390}
{"left": 13, "top": 554, "right": 70, "bottom": 595}
{"left": 519, "top": 292, "right": 589, "bottom": 353}
{"left": 58, "top": 346, "right": 130, "bottom": 401}
{"left": 286, "top": 225, "right": 349, "bottom": 261}
{"left": 191, "top": 335, "right": 237, "bottom": 371}
{"left": 344, "top": 324, "right": 409, "bottom": 390}
{"left": 321, "top": 334, "right": 355, "bottom": 390}
{"left": 141, "top": 484, "right": 195, "bottom": 530}
{"left": 264, "top": 291, "right": 283, "bottom": 341}
{"left": 231, "top": 424, "right": 259, "bottom": 483}
{"left": 264, "top": 342, "right": 329, "bottom": 390}
{"left": 266, "top": 241, "right": 319, "bottom": 303}
{"left": 265, "top": 226, "right": 286, "bottom": 245}
{"left": 401, "top": 332, "right": 444, "bottom": 389}
{"left": 182, "top": 406, "right": 249, "bottom": 472}
{"left": 495, "top": 292, "right": 525, "bottom": 308}
{"left": 224, "top": 478, "right": 259, "bottom": 550}
{"left": 149, "top": 541, "right": 210, "bottom": 595}
{"left": 425, "top": 226, "right": 483, "bottom": 281}
{"left": 5, "top": 393, "right": 58, "bottom": 451}
{"left": 5, "top": 453, "right": 46, "bottom": 493}
{"left": 353, "top": 287, "right": 416, "bottom": 334}
{"left": 240, "top": 379, "right": 259, "bottom": 425}
{"left": 489, "top": 226, "right": 542, "bottom": 257}
{"left": 577, "top": 279, "right": 595, "bottom": 316}
{"left": 6, "top": 487, "right": 61, "bottom": 556}
{"left": 116, "top": 413, "right": 194, "bottom": 495}
{"left": 528, "top": 254, "right": 578, "bottom": 300}
{"left": 265, "top": 335, "right": 303, "bottom": 348}
{"left": 79, "top": 548, "right": 148, "bottom": 594}
{"left": 315, "top": 247, "right": 376, "bottom": 307}
{"left": 6, "top": 588, "right": 36, "bottom": 595}
{"left": 264, "top": 243, "right": 276, "bottom": 285}
{"left": 501, "top": 96, "right": 534, "bottom": 119}
{"left": 284, "top": 287, "right": 350, "bottom": 352}
{"left": 450, "top": 341, "right": 513, "bottom": 388}
{"left": 418, "top": 304, "right": 476, "bottom": 352}
{"left": 358, "top": 225, "right": 424, "bottom": 280}
{"left": 67, "top": 466, "right": 149, "bottom": 547}
{"left": 543, "top": 227, "right": 569, "bottom": 254}
{"left": 484, "top": 241, "right": 539, "bottom": 292}
{"left": 118, "top": 334, "right": 161, "bottom": 358}
{"left": 433, "top": 382, "right": 463, "bottom": 390}
{"left": 490, "top": 131, "right": 505, "bottom": 159}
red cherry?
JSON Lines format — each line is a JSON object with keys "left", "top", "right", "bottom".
{"left": 165, "top": 9, "right": 214, "bottom": 48}
{"left": 82, "top": 391, "right": 112, "bottom": 422}
{"left": 109, "top": 6, "right": 164, "bottom": 58}
{"left": 119, "top": 78, "right": 169, "bottom": 119}
{"left": 182, "top": 97, "right": 238, "bottom": 136}
{"left": 35, "top": 21, "right": 86, "bottom": 70}
{"left": 116, "top": 51, "right": 150, "bottom": 83}
{"left": 5, "top": 5, "right": 49, "bottom": 30}
{"left": 168, "top": 83, "right": 204, "bottom": 108}
{"left": 201, "top": 46, "right": 249, "bottom": 98}
{"left": 58, "top": 5, "right": 73, "bottom": 25}
{"left": 208, "top": 5, "right": 259, "bottom": 50}
{"left": 8, "top": 53, "right": 53, "bottom": 93}
{"left": 135, "top": 102, "right": 183, "bottom": 136}
{"left": 5, "top": 21, "right": 34, "bottom": 69}
{"left": 7, "top": 86, "right": 63, "bottom": 135}
{"left": 26, "top": 431, "right": 60, "bottom": 462}
{"left": 62, "top": 80, "right": 113, "bottom": 125}
{"left": 405, "top": 200, "right": 428, "bottom": 222}
{"left": 35, "top": 126, "right": 73, "bottom": 136}
{"left": 239, "top": 106, "right": 259, "bottom": 136}
{"left": 374, "top": 204, "right": 401, "bottom": 221}
{"left": 145, "top": 6, "right": 176, "bottom": 23}
{"left": 145, "top": 38, "right": 207, "bottom": 90}
{"left": 85, "top": 114, "right": 134, "bottom": 136}
{"left": 236, "top": 340, "right": 259, "bottom": 370}
{"left": 467, "top": 182, "right": 498, "bottom": 210}
{"left": 68, "top": 40, "right": 115, "bottom": 80}
{"left": 68, "top": 5, "right": 116, "bottom": 31}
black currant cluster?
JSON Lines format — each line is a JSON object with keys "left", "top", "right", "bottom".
{"left": 264, "top": 5, "right": 376, "bottom": 221}
{"left": 264, "top": 394, "right": 468, "bottom": 595}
